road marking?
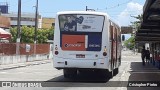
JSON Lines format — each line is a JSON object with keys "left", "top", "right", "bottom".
{"left": 129, "top": 71, "right": 160, "bottom": 73}
{"left": 17, "top": 72, "right": 25, "bottom": 73}
{"left": 0, "top": 72, "right": 7, "bottom": 73}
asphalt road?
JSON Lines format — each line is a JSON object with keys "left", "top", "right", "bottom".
{"left": 0, "top": 50, "right": 160, "bottom": 90}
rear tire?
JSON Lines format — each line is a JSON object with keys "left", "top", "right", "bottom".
{"left": 113, "top": 68, "right": 119, "bottom": 76}
{"left": 99, "top": 69, "right": 113, "bottom": 80}
{"left": 63, "top": 69, "right": 77, "bottom": 78}
{"left": 108, "top": 70, "right": 113, "bottom": 79}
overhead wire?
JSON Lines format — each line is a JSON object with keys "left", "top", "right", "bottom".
{"left": 106, "top": 0, "right": 132, "bottom": 10}
{"left": 97, "top": 0, "right": 133, "bottom": 11}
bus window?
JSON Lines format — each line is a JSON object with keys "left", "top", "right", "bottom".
{"left": 59, "top": 14, "right": 104, "bottom": 32}
{"left": 110, "top": 25, "right": 113, "bottom": 41}
{"left": 59, "top": 14, "right": 105, "bottom": 51}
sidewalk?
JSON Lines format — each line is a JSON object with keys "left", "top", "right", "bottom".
{"left": 122, "top": 50, "right": 141, "bottom": 57}
{"left": 0, "top": 59, "right": 52, "bottom": 70}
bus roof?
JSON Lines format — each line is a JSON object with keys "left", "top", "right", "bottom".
{"left": 56, "top": 11, "right": 120, "bottom": 28}
{"left": 57, "top": 11, "right": 110, "bottom": 17}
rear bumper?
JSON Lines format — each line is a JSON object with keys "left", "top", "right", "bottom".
{"left": 53, "top": 56, "right": 109, "bottom": 69}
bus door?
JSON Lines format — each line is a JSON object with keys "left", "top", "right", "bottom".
{"left": 115, "top": 28, "right": 118, "bottom": 68}
{"left": 117, "top": 28, "right": 121, "bottom": 66}
{"left": 110, "top": 23, "right": 116, "bottom": 70}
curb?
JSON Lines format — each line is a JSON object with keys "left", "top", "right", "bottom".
{"left": 0, "top": 60, "right": 51, "bottom": 71}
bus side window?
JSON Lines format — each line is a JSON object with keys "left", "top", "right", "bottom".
{"left": 114, "top": 27, "right": 117, "bottom": 42}
{"left": 110, "top": 25, "right": 113, "bottom": 41}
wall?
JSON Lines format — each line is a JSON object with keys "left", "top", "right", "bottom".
{"left": 0, "top": 54, "right": 49, "bottom": 65}
{"left": 0, "top": 43, "right": 50, "bottom": 55}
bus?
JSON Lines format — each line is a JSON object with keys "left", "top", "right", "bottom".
{"left": 53, "top": 11, "right": 121, "bottom": 78}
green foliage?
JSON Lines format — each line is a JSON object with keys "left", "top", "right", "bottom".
{"left": 130, "top": 14, "right": 142, "bottom": 31}
{"left": 10, "top": 26, "right": 54, "bottom": 43}
{"left": 10, "top": 27, "right": 17, "bottom": 42}
{"left": 21, "top": 26, "right": 34, "bottom": 43}
{"left": 124, "top": 36, "right": 135, "bottom": 49}
{"left": 48, "top": 27, "right": 54, "bottom": 40}
{"left": 123, "top": 14, "right": 142, "bottom": 49}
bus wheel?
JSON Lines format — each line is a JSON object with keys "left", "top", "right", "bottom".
{"left": 63, "top": 69, "right": 77, "bottom": 78}
{"left": 100, "top": 70, "right": 112, "bottom": 79}
{"left": 108, "top": 71, "right": 113, "bottom": 79}
{"left": 113, "top": 68, "right": 119, "bottom": 76}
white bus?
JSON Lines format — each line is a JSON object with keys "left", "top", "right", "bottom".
{"left": 53, "top": 11, "right": 121, "bottom": 78}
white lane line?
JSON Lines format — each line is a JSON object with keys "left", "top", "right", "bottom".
{"left": 129, "top": 71, "right": 160, "bottom": 73}
{"left": 0, "top": 72, "right": 7, "bottom": 73}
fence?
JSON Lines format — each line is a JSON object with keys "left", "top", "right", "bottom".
{"left": 0, "top": 43, "right": 50, "bottom": 55}
{"left": 0, "top": 54, "right": 49, "bottom": 65}
{"left": 0, "top": 43, "right": 51, "bottom": 65}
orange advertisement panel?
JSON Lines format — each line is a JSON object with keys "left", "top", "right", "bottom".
{"left": 62, "top": 35, "right": 86, "bottom": 51}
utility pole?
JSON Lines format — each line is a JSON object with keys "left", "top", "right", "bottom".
{"left": 0, "top": 9, "right": 1, "bottom": 15}
{"left": 85, "top": 6, "right": 95, "bottom": 11}
{"left": 86, "top": 6, "right": 88, "bottom": 11}
{"left": 34, "top": 0, "right": 38, "bottom": 55}
{"left": 16, "top": 0, "right": 21, "bottom": 55}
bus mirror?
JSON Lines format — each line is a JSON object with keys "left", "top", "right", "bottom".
{"left": 52, "top": 23, "right": 55, "bottom": 27}
{"left": 122, "top": 35, "right": 125, "bottom": 41}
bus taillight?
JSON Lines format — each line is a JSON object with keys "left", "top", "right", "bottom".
{"left": 103, "top": 46, "right": 107, "bottom": 56}
{"left": 54, "top": 45, "right": 59, "bottom": 55}
{"left": 55, "top": 51, "right": 59, "bottom": 55}
{"left": 103, "top": 52, "right": 107, "bottom": 56}
{"left": 55, "top": 47, "right": 58, "bottom": 50}
{"left": 55, "top": 45, "right": 58, "bottom": 50}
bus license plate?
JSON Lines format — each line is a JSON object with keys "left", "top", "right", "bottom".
{"left": 76, "top": 54, "right": 85, "bottom": 58}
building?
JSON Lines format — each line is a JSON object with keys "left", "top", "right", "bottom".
{"left": 0, "top": 2, "right": 8, "bottom": 14}
{"left": 0, "top": 2, "right": 42, "bottom": 28}
{"left": 2, "top": 12, "right": 42, "bottom": 28}
{"left": 0, "top": 16, "right": 10, "bottom": 28}
{"left": 42, "top": 17, "right": 55, "bottom": 29}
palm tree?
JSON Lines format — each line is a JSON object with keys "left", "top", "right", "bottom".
{"left": 130, "top": 14, "right": 143, "bottom": 31}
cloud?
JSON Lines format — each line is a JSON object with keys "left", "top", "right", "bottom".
{"left": 117, "top": 2, "right": 143, "bottom": 26}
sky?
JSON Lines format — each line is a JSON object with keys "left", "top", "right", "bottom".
{"left": 1, "top": 0, "right": 145, "bottom": 39}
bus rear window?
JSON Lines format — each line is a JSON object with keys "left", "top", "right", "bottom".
{"left": 59, "top": 14, "right": 104, "bottom": 32}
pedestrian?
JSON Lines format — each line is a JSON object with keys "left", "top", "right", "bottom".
{"left": 141, "top": 46, "right": 146, "bottom": 66}
{"left": 145, "top": 47, "right": 150, "bottom": 64}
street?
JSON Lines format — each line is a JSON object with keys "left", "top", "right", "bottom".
{"left": 0, "top": 50, "right": 160, "bottom": 90}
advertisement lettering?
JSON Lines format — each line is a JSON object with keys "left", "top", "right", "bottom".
{"left": 62, "top": 35, "right": 86, "bottom": 51}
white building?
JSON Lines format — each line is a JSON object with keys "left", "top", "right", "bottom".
{"left": 1, "top": 12, "right": 42, "bottom": 28}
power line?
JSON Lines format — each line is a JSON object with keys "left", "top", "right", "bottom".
{"left": 39, "top": 12, "right": 57, "bottom": 14}
{"left": 97, "top": 0, "right": 132, "bottom": 11}
{"left": 107, "top": 0, "right": 132, "bottom": 9}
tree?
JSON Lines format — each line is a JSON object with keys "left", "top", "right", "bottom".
{"left": 124, "top": 36, "right": 135, "bottom": 49}
{"left": 10, "top": 27, "right": 17, "bottom": 42}
{"left": 21, "top": 26, "right": 34, "bottom": 43}
{"left": 47, "top": 27, "right": 54, "bottom": 40}
{"left": 130, "top": 14, "right": 142, "bottom": 31}
{"left": 10, "top": 26, "right": 54, "bottom": 43}
{"left": 124, "top": 14, "right": 142, "bottom": 49}
{"left": 10, "top": 26, "right": 35, "bottom": 43}
{"left": 37, "top": 28, "right": 48, "bottom": 43}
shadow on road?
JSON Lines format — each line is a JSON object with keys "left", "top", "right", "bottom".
{"left": 45, "top": 71, "right": 113, "bottom": 87}
{"left": 127, "top": 62, "right": 160, "bottom": 90}
{"left": 47, "top": 71, "right": 110, "bottom": 82}
{"left": 128, "top": 62, "right": 160, "bottom": 81}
